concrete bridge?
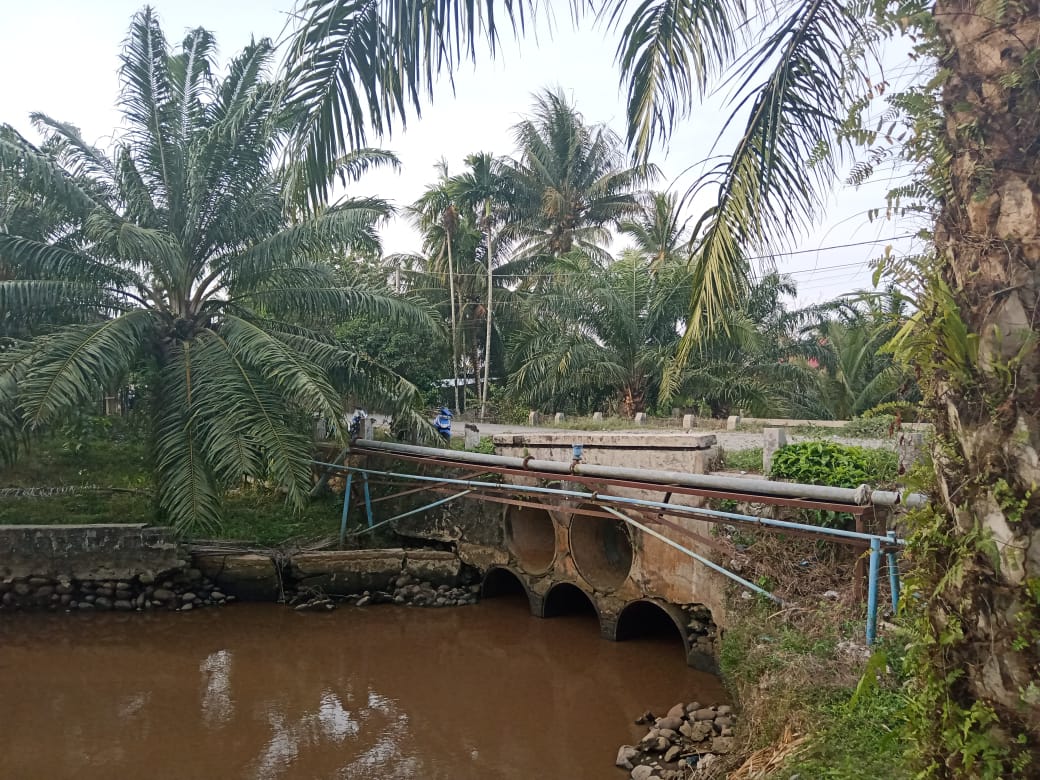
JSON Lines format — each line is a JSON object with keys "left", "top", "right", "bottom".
{"left": 387, "top": 432, "right": 731, "bottom": 670}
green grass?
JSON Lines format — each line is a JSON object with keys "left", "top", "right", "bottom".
{"left": 719, "top": 599, "right": 911, "bottom": 779}
{"left": 720, "top": 447, "right": 764, "bottom": 472}
{"left": 0, "top": 418, "right": 370, "bottom": 546}
{"left": 777, "top": 689, "right": 909, "bottom": 779}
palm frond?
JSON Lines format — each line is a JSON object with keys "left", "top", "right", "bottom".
{"left": 677, "top": 0, "right": 870, "bottom": 348}
{"left": 18, "top": 310, "right": 157, "bottom": 428}
{"left": 283, "top": 0, "right": 537, "bottom": 208}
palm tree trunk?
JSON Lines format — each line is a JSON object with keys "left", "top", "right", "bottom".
{"left": 445, "top": 230, "right": 461, "bottom": 414}
{"left": 480, "top": 202, "right": 493, "bottom": 422}
{"left": 918, "top": 1, "right": 1040, "bottom": 764}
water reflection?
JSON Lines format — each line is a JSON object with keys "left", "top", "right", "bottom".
{"left": 0, "top": 600, "right": 725, "bottom": 779}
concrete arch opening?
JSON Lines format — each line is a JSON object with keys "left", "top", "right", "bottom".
{"left": 482, "top": 567, "right": 528, "bottom": 600}
{"left": 543, "top": 582, "right": 598, "bottom": 618}
{"left": 616, "top": 600, "right": 687, "bottom": 651}
{"left": 505, "top": 505, "right": 556, "bottom": 573}
{"left": 568, "top": 504, "right": 633, "bottom": 591}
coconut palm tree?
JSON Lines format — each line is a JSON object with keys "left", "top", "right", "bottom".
{"left": 504, "top": 88, "right": 655, "bottom": 271}
{"left": 0, "top": 9, "right": 430, "bottom": 532}
{"left": 446, "top": 152, "right": 514, "bottom": 420}
{"left": 284, "top": 1, "right": 1038, "bottom": 763}
{"left": 411, "top": 161, "right": 464, "bottom": 411}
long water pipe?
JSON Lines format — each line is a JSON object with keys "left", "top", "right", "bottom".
{"left": 353, "top": 439, "right": 927, "bottom": 508}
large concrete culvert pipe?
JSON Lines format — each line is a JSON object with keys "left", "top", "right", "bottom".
{"left": 505, "top": 505, "right": 557, "bottom": 573}
{"left": 568, "top": 504, "right": 634, "bottom": 590}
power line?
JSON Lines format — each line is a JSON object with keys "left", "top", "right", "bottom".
{"left": 402, "top": 233, "right": 919, "bottom": 279}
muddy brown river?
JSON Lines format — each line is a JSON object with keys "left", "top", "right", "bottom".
{"left": 0, "top": 597, "right": 725, "bottom": 779}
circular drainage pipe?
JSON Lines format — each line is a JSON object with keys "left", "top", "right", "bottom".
{"left": 505, "top": 505, "right": 556, "bottom": 573}
{"left": 569, "top": 504, "right": 634, "bottom": 590}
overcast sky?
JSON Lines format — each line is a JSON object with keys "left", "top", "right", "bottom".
{"left": 0, "top": 0, "right": 927, "bottom": 304}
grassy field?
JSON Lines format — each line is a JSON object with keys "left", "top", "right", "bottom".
{"left": 0, "top": 420, "right": 347, "bottom": 545}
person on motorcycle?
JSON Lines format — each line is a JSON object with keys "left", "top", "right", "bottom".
{"left": 433, "top": 407, "right": 453, "bottom": 441}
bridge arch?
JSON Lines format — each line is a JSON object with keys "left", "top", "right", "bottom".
{"left": 481, "top": 565, "right": 531, "bottom": 599}
{"left": 614, "top": 598, "right": 691, "bottom": 660}
{"left": 567, "top": 504, "right": 634, "bottom": 591}
{"left": 543, "top": 581, "right": 600, "bottom": 619}
{"left": 504, "top": 505, "right": 556, "bottom": 574}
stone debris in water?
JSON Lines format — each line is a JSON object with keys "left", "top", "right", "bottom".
{"left": 619, "top": 701, "right": 737, "bottom": 779}
{"left": 288, "top": 575, "right": 481, "bottom": 611}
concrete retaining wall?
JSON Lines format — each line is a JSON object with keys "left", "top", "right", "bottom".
{"left": 0, "top": 524, "right": 181, "bottom": 581}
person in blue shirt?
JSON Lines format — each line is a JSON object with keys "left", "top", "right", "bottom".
{"left": 433, "top": 407, "right": 453, "bottom": 441}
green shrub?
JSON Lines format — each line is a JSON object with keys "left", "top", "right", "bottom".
{"left": 771, "top": 440, "right": 898, "bottom": 488}
{"left": 770, "top": 441, "right": 899, "bottom": 528}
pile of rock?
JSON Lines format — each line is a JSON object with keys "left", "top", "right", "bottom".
{"left": 0, "top": 569, "right": 234, "bottom": 613}
{"left": 291, "top": 572, "right": 481, "bottom": 611}
{"left": 616, "top": 702, "right": 736, "bottom": 779}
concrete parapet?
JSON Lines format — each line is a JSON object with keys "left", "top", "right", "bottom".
{"left": 726, "top": 415, "right": 741, "bottom": 431}
{"left": 682, "top": 414, "right": 695, "bottom": 430}
{"left": 554, "top": 412, "right": 565, "bottom": 424}
{"left": 592, "top": 412, "right": 604, "bottom": 422}
{"left": 633, "top": 412, "right": 648, "bottom": 425}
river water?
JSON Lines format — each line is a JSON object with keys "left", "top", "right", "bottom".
{"left": 0, "top": 597, "right": 725, "bottom": 779}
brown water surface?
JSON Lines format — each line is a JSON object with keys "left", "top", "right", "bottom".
{"left": 0, "top": 598, "right": 725, "bottom": 779}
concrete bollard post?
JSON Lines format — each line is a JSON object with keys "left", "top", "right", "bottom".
{"left": 554, "top": 412, "right": 565, "bottom": 424}
{"left": 592, "top": 411, "right": 604, "bottom": 422}
{"left": 362, "top": 417, "right": 376, "bottom": 440}
{"left": 762, "top": 427, "right": 787, "bottom": 474}
{"left": 634, "top": 412, "right": 648, "bottom": 425}
{"left": 682, "top": 414, "right": 695, "bottom": 431}
{"left": 726, "top": 415, "right": 741, "bottom": 431}
{"left": 897, "top": 432, "right": 925, "bottom": 473}
{"left": 528, "top": 411, "right": 541, "bottom": 426}
{"left": 464, "top": 426, "right": 481, "bottom": 450}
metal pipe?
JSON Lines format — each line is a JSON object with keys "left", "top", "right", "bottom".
{"left": 322, "top": 462, "right": 904, "bottom": 546}
{"left": 338, "top": 471, "right": 354, "bottom": 547}
{"left": 353, "top": 439, "right": 926, "bottom": 508}
{"left": 887, "top": 532, "right": 901, "bottom": 613}
{"left": 603, "top": 506, "right": 782, "bottom": 604}
{"left": 362, "top": 472, "right": 374, "bottom": 528}
{"left": 866, "top": 537, "right": 881, "bottom": 645}
{"left": 347, "top": 490, "right": 474, "bottom": 537}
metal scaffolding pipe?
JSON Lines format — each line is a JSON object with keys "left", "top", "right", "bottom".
{"left": 324, "top": 463, "right": 903, "bottom": 546}
{"left": 353, "top": 439, "right": 927, "bottom": 508}
{"left": 603, "top": 507, "right": 783, "bottom": 604}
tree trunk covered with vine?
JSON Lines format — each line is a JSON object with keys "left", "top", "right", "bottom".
{"left": 912, "top": 1, "right": 1040, "bottom": 774}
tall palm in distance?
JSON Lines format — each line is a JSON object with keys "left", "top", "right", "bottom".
{"left": 0, "top": 9, "right": 429, "bottom": 532}
{"left": 446, "top": 152, "right": 513, "bottom": 420}
{"left": 504, "top": 88, "right": 655, "bottom": 278}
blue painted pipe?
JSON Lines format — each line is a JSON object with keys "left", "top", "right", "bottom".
{"left": 347, "top": 490, "right": 474, "bottom": 537}
{"left": 603, "top": 506, "right": 782, "bottom": 604}
{"left": 887, "top": 532, "right": 901, "bottom": 614}
{"left": 362, "top": 472, "right": 374, "bottom": 528}
{"left": 866, "top": 537, "right": 881, "bottom": 645}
